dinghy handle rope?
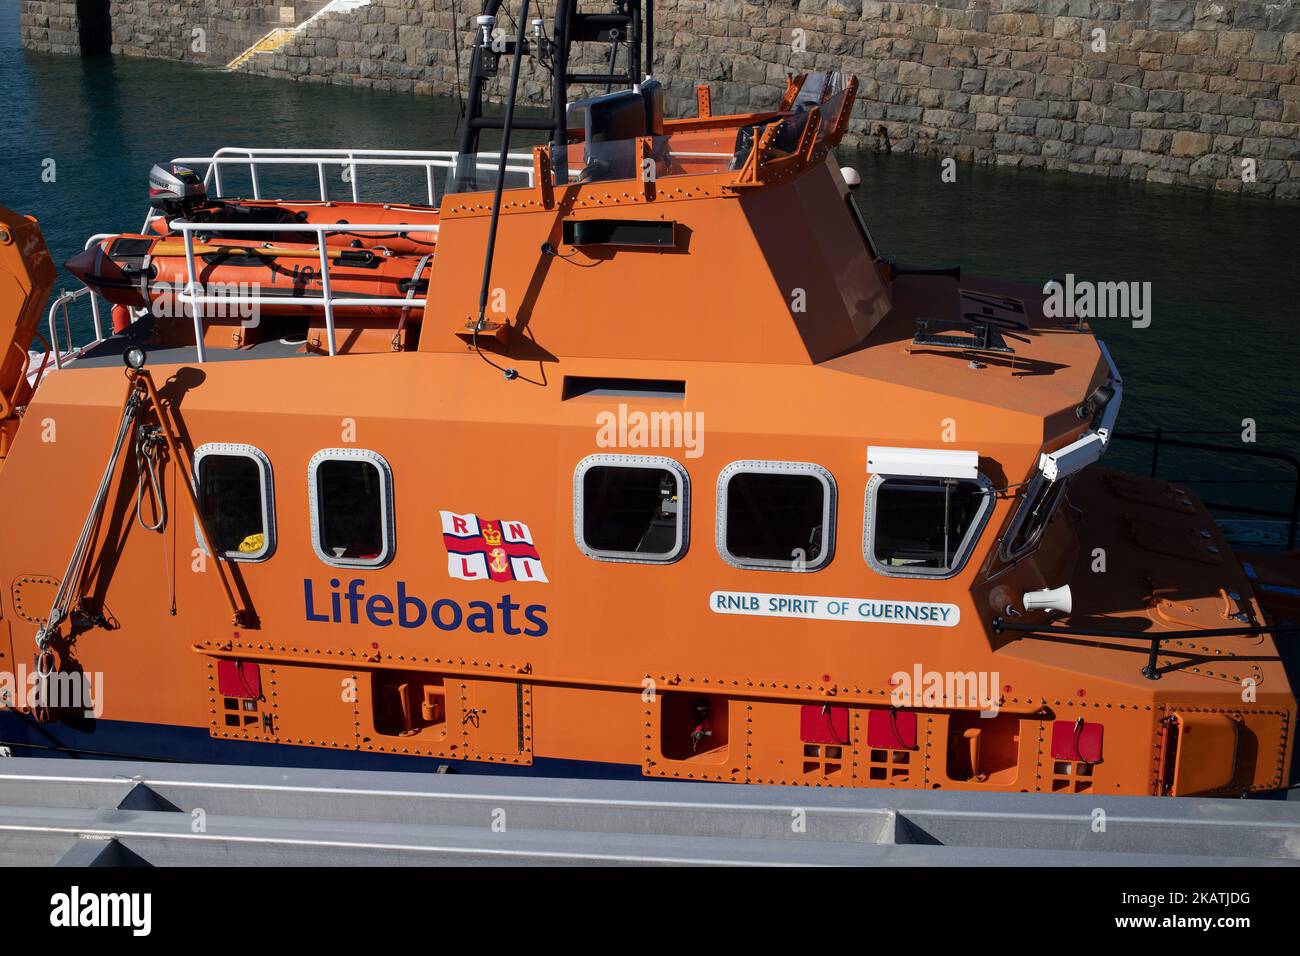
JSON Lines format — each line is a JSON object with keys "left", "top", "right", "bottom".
{"left": 134, "top": 424, "right": 167, "bottom": 533}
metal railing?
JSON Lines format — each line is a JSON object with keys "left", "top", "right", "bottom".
{"left": 1114, "top": 429, "right": 1300, "bottom": 550}
{"left": 170, "top": 219, "right": 438, "bottom": 361}
{"left": 42, "top": 233, "right": 126, "bottom": 370}
{"left": 137, "top": 148, "right": 537, "bottom": 233}
{"left": 51, "top": 147, "right": 536, "bottom": 365}
{"left": 46, "top": 284, "right": 106, "bottom": 371}
{"left": 185, "top": 147, "right": 537, "bottom": 206}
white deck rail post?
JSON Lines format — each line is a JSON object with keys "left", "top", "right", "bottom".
{"left": 316, "top": 227, "right": 338, "bottom": 357}
{"left": 60, "top": 301, "right": 72, "bottom": 361}
{"left": 89, "top": 294, "right": 104, "bottom": 343}
{"left": 46, "top": 300, "right": 62, "bottom": 370}
{"left": 181, "top": 226, "right": 207, "bottom": 363}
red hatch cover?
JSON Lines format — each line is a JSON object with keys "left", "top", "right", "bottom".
{"left": 866, "top": 708, "right": 917, "bottom": 750}
{"left": 1052, "top": 719, "right": 1104, "bottom": 763}
{"left": 217, "top": 660, "right": 262, "bottom": 700}
{"left": 800, "top": 704, "right": 849, "bottom": 744}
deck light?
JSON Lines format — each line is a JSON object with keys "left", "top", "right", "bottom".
{"left": 123, "top": 346, "right": 147, "bottom": 370}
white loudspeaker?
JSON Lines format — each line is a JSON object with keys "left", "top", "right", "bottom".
{"left": 1022, "top": 584, "right": 1072, "bottom": 615}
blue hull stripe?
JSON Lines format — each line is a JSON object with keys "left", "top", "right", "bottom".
{"left": 0, "top": 712, "right": 646, "bottom": 781}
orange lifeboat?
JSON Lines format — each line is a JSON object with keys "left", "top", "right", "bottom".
{"left": 139, "top": 162, "right": 440, "bottom": 255}
{"left": 64, "top": 232, "right": 432, "bottom": 322}
{"left": 146, "top": 199, "right": 442, "bottom": 256}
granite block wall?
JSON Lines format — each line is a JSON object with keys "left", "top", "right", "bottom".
{"left": 20, "top": 0, "right": 1300, "bottom": 198}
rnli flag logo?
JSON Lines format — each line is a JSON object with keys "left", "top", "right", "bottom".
{"left": 440, "top": 511, "right": 548, "bottom": 583}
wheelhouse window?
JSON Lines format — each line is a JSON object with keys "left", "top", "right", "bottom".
{"left": 308, "top": 449, "right": 395, "bottom": 568}
{"left": 865, "top": 474, "right": 992, "bottom": 578}
{"left": 717, "top": 461, "right": 835, "bottom": 571}
{"left": 194, "top": 444, "right": 275, "bottom": 562}
{"left": 575, "top": 455, "right": 689, "bottom": 563}
{"left": 999, "top": 473, "right": 1069, "bottom": 562}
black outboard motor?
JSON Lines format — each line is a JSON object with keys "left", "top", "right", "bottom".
{"left": 147, "top": 163, "right": 208, "bottom": 219}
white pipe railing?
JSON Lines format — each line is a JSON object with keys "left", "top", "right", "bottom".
{"left": 42, "top": 233, "right": 116, "bottom": 368}
{"left": 54, "top": 145, "right": 538, "bottom": 365}
{"left": 178, "top": 147, "right": 536, "bottom": 206}
{"left": 45, "top": 286, "right": 103, "bottom": 370}
{"left": 170, "top": 219, "right": 443, "bottom": 362}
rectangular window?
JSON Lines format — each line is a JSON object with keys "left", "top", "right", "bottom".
{"left": 575, "top": 455, "right": 688, "bottom": 563}
{"left": 718, "top": 462, "right": 835, "bottom": 571}
{"left": 309, "top": 449, "right": 394, "bottom": 568}
{"left": 194, "top": 444, "right": 274, "bottom": 562}
{"left": 865, "top": 475, "right": 990, "bottom": 577}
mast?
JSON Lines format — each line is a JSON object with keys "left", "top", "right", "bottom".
{"left": 453, "top": 0, "right": 655, "bottom": 191}
{"left": 474, "top": 0, "right": 530, "bottom": 349}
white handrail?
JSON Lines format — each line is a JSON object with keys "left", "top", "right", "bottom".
{"left": 178, "top": 147, "right": 536, "bottom": 205}
{"left": 62, "top": 144, "right": 538, "bottom": 366}
{"left": 45, "top": 286, "right": 104, "bottom": 370}
{"left": 210, "top": 147, "right": 534, "bottom": 157}
{"left": 182, "top": 155, "right": 535, "bottom": 194}
{"left": 170, "top": 219, "right": 441, "bottom": 362}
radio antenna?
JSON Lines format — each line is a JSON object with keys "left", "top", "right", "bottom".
{"left": 473, "top": 0, "right": 530, "bottom": 373}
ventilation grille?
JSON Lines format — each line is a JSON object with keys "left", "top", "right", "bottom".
{"left": 562, "top": 376, "right": 686, "bottom": 401}
{"left": 802, "top": 742, "right": 845, "bottom": 779}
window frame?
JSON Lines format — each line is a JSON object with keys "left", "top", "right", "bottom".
{"left": 863, "top": 471, "right": 993, "bottom": 580}
{"left": 573, "top": 454, "right": 690, "bottom": 564}
{"left": 308, "top": 448, "right": 396, "bottom": 569}
{"left": 998, "top": 471, "right": 1069, "bottom": 563}
{"left": 716, "top": 460, "right": 837, "bottom": 572}
{"left": 192, "top": 442, "right": 276, "bottom": 563}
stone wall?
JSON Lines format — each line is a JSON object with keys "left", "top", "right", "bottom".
{"left": 21, "top": 0, "right": 87, "bottom": 54}
{"left": 20, "top": 0, "right": 1300, "bottom": 199}
{"left": 20, "top": 0, "right": 328, "bottom": 65}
